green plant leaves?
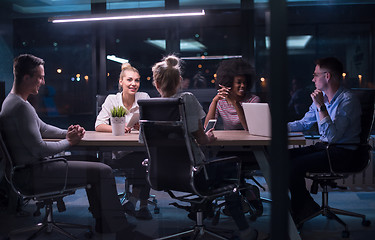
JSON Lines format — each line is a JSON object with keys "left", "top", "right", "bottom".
{"left": 110, "top": 106, "right": 128, "bottom": 117}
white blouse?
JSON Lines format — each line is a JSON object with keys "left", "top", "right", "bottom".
{"left": 95, "top": 92, "right": 150, "bottom": 128}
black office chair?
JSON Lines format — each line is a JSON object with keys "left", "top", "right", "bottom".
{"left": 299, "top": 88, "right": 374, "bottom": 238}
{"left": 95, "top": 94, "right": 107, "bottom": 116}
{"left": 0, "top": 133, "right": 93, "bottom": 240}
{"left": 139, "top": 97, "right": 242, "bottom": 240}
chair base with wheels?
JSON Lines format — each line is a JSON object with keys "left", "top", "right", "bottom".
{"left": 0, "top": 133, "right": 93, "bottom": 240}
{"left": 298, "top": 174, "right": 371, "bottom": 238}
{"left": 155, "top": 191, "right": 233, "bottom": 240}
{"left": 7, "top": 191, "right": 93, "bottom": 240}
{"left": 156, "top": 212, "right": 230, "bottom": 240}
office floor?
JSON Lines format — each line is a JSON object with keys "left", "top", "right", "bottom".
{"left": 0, "top": 177, "right": 375, "bottom": 240}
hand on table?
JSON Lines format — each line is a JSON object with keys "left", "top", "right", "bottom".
{"left": 205, "top": 128, "right": 217, "bottom": 144}
{"left": 67, "top": 125, "right": 85, "bottom": 146}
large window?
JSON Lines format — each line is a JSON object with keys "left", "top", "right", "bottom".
{"left": 2, "top": 1, "right": 375, "bottom": 130}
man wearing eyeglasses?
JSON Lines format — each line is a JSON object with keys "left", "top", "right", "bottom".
{"left": 287, "top": 57, "right": 361, "bottom": 224}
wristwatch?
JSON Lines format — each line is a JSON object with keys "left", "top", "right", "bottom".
{"left": 317, "top": 104, "right": 326, "bottom": 112}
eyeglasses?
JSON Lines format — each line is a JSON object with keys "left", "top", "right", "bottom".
{"left": 312, "top": 72, "right": 327, "bottom": 78}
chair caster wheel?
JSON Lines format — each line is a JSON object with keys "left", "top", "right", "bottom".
{"left": 85, "top": 230, "right": 93, "bottom": 239}
{"left": 154, "top": 207, "right": 160, "bottom": 214}
{"left": 362, "top": 219, "right": 371, "bottom": 227}
{"left": 342, "top": 230, "right": 350, "bottom": 238}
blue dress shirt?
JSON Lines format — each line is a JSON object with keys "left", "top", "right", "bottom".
{"left": 288, "top": 87, "right": 361, "bottom": 145}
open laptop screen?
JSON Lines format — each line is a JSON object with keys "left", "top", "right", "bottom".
{"left": 243, "top": 103, "right": 271, "bottom": 137}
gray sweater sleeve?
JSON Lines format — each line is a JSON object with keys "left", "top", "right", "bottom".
{"left": 16, "top": 102, "right": 70, "bottom": 159}
{"left": 39, "top": 118, "right": 68, "bottom": 138}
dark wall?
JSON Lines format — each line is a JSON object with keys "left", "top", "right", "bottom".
{"left": 0, "top": 1, "right": 14, "bottom": 95}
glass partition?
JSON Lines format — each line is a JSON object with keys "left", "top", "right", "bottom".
{"left": 2, "top": 1, "right": 375, "bottom": 131}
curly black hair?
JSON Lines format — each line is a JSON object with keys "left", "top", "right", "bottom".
{"left": 215, "top": 58, "right": 254, "bottom": 92}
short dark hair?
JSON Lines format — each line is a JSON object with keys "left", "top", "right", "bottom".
{"left": 315, "top": 57, "right": 343, "bottom": 80}
{"left": 215, "top": 58, "right": 254, "bottom": 91}
{"left": 13, "top": 54, "right": 44, "bottom": 86}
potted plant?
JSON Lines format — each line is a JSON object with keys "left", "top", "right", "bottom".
{"left": 110, "top": 106, "right": 128, "bottom": 136}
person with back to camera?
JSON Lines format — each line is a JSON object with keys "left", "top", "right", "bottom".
{"left": 95, "top": 62, "right": 153, "bottom": 220}
{"left": 288, "top": 57, "right": 361, "bottom": 224}
{"left": 0, "top": 54, "right": 151, "bottom": 239}
{"left": 204, "top": 58, "right": 263, "bottom": 218}
{"left": 151, "top": 55, "right": 259, "bottom": 240}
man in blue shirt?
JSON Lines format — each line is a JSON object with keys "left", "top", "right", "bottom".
{"left": 288, "top": 57, "right": 361, "bottom": 224}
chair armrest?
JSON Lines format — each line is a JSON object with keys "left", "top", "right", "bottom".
{"left": 13, "top": 158, "right": 69, "bottom": 195}
{"left": 198, "top": 156, "right": 241, "bottom": 186}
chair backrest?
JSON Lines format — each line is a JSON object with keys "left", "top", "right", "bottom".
{"left": 96, "top": 94, "right": 107, "bottom": 116}
{"left": 0, "top": 132, "right": 21, "bottom": 196}
{"left": 339, "top": 88, "right": 375, "bottom": 173}
{"left": 351, "top": 88, "right": 375, "bottom": 144}
{"left": 138, "top": 98, "right": 199, "bottom": 194}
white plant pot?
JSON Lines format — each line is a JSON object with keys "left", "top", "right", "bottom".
{"left": 111, "top": 117, "right": 126, "bottom": 136}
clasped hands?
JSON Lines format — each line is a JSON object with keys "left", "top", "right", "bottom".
{"left": 215, "top": 84, "right": 236, "bottom": 104}
{"left": 66, "top": 124, "right": 85, "bottom": 146}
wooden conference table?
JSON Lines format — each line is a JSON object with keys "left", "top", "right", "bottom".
{"left": 65, "top": 129, "right": 305, "bottom": 148}
{"left": 48, "top": 130, "right": 305, "bottom": 240}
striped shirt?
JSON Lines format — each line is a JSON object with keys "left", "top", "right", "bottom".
{"left": 216, "top": 93, "right": 260, "bottom": 130}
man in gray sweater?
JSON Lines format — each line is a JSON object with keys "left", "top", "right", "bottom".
{"left": 0, "top": 54, "right": 149, "bottom": 239}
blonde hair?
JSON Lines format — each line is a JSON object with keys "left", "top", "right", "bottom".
{"left": 152, "top": 55, "right": 182, "bottom": 97}
{"left": 118, "top": 62, "right": 139, "bottom": 91}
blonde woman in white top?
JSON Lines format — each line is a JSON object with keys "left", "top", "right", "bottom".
{"left": 95, "top": 63, "right": 153, "bottom": 220}
{"left": 95, "top": 63, "right": 150, "bottom": 132}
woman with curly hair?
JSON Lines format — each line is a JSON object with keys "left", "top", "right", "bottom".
{"left": 205, "top": 58, "right": 260, "bottom": 130}
{"left": 204, "top": 58, "right": 263, "bottom": 219}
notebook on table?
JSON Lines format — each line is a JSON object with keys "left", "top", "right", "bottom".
{"left": 243, "top": 102, "right": 272, "bottom": 137}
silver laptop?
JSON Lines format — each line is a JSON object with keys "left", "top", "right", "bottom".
{"left": 243, "top": 103, "right": 271, "bottom": 137}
